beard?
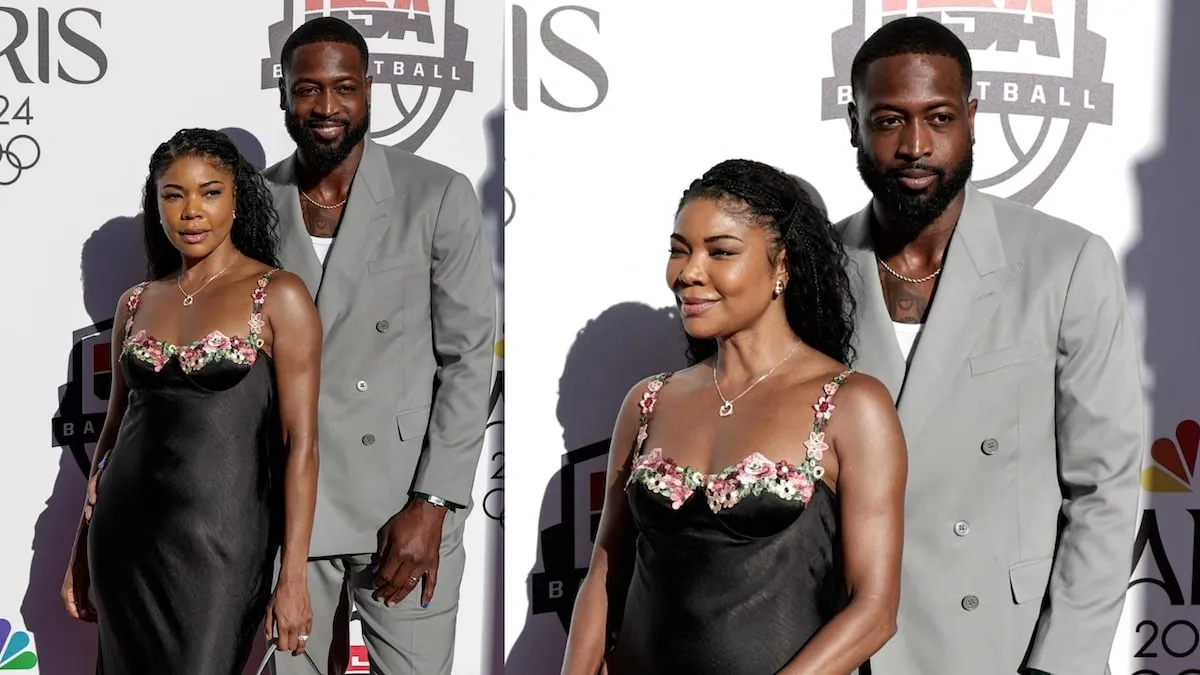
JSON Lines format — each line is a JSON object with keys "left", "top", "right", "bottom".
{"left": 285, "top": 104, "right": 371, "bottom": 175}
{"left": 856, "top": 143, "right": 973, "bottom": 238}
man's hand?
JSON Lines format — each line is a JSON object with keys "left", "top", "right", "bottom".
{"left": 372, "top": 499, "right": 448, "bottom": 608}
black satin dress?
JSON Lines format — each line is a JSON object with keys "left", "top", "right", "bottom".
{"left": 87, "top": 271, "right": 284, "bottom": 675}
{"left": 607, "top": 370, "right": 854, "bottom": 674}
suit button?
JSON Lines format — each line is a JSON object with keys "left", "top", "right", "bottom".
{"left": 376, "top": 320, "right": 389, "bottom": 333}
{"left": 961, "top": 595, "right": 979, "bottom": 611}
{"left": 981, "top": 438, "right": 999, "bottom": 455}
{"left": 953, "top": 520, "right": 970, "bottom": 536}
{"left": 356, "top": 380, "right": 368, "bottom": 392}
{"left": 361, "top": 434, "right": 375, "bottom": 446}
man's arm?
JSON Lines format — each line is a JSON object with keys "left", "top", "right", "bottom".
{"left": 1025, "top": 233, "right": 1145, "bottom": 675}
{"left": 411, "top": 171, "right": 497, "bottom": 508}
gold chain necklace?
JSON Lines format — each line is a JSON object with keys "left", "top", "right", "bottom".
{"left": 176, "top": 263, "right": 232, "bottom": 307}
{"left": 300, "top": 189, "right": 347, "bottom": 210}
{"left": 713, "top": 341, "right": 803, "bottom": 417}
{"left": 877, "top": 255, "right": 942, "bottom": 284}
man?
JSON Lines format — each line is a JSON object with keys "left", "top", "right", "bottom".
{"left": 263, "top": 17, "right": 496, "bottom": 675}
{"left": 835, "top": 17, "right": 1144, "bottom": 675}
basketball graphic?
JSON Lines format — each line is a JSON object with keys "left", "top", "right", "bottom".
{"left": 820, "top": 0, "right": 1113, "bottom": 206}
{"left": 261, "top": 0, "right": 475, "bottom": 152}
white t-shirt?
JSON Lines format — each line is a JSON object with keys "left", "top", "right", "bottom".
{"left": 893, "top": 321, "right": 925, "bottom": 364}
{"left": 311, "top": 235, "right": 335, "bottom": 266}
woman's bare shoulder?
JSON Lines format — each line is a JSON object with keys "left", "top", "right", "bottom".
{"left": 828, "top": 371, "right": 895, "bottom": 421}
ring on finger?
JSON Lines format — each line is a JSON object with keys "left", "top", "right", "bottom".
{"left": 298, "top": 634, "right": 309, "bottom": 641}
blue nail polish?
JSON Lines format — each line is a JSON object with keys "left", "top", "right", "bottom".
{"left": 421, "top": 602, "right": 429, "bottom": 609}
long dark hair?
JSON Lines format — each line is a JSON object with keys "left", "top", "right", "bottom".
{"left": 141, "top": 128, "right": 280, "bottom": 280}
{"left": 677, "top": 159, "right": 857, "bottom": 366}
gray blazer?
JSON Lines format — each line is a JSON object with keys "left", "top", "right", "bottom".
{"left": 835, "top": 184, "right": 1144, "bottom": 675}
{"left": 264, "top": 138, "right": 496, "bottom": 557}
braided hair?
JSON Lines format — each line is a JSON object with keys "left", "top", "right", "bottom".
{"left": 141, "top": 128, "right": 281, "bottom": 280}
{"left": 676, "top": 159, "right": 857, "bottom": 367}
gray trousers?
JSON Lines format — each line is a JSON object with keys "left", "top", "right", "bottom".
{"left": 270, "top": 509, "right": 466, "bottom": 675}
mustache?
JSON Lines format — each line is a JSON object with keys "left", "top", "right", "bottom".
{"left": 886, "top": 163, "right": 945, "bottom": 178}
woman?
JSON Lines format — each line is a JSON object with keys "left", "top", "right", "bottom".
{"left": 562, "top": 159, "right": 908, "bottom": 674}
{"left": 59, "top": 128, "right": 323, "bottom": 674}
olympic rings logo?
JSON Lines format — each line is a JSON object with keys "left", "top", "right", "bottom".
{"left": 0, "top": 134, "right": 41, "bottom": 186}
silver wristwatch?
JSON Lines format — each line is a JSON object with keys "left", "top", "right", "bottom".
{"left": 413, "top": 491, "right": 456, "bottom": 511}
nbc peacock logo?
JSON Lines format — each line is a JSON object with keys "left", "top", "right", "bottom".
{"left": 1141, "top": 419, "right": 1199, "bottom": 493}
{"left": 0, "top": 619, "right": 38, "bottom": 670}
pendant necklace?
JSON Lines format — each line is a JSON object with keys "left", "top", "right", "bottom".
{"left": 713, "top": 340, "right": 803, "bottom": 417}
{"left": 177, "top": 263, "right": 232, "bottom": 307}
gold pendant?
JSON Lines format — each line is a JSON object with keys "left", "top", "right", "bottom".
{"left": 182, "top": 295, "right": 194, "bottom": 307}
{"left": 719, "top": 400, "right": 734, "bottom": 417}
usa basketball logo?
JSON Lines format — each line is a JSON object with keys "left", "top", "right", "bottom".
{"left": 51, "top": 321, "right": 115, "bottom": 478}
{"left": 821, "top": 0, "right": 1114, "bottom": 207}
{"left": 260, "top": 0, "right": 476, "bottom": 152}
{"left": 530, "top": 438, "right": 611, "bottom": 630}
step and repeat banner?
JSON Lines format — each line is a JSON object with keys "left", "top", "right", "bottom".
{"left": 505, "top": 1, "right": 1194, "bottom": 674}
{"left": 0, "top": 1, "right": 502, "bottom": 673}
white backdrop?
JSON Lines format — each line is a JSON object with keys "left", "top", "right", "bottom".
{"left": 0, "top": 1, "right": 503, "bottom": 673}
{"left": 505, "top": 1, "right": 1197, "bottom": 674}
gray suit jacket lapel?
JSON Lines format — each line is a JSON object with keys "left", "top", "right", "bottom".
{"left": 273, "top": 154, "right": 323, "bottom": 298}
{"left": 843, "top": 205, "right": 906, "bottom": 400}
{"left": 275, "top": 139, "right": 400, "bottom": 341}
{"left": 847, "top": 183, "right": 1017, "bottom": 441}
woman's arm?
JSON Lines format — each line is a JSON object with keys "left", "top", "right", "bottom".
{"left": 266, "top": 273, "right": 322, "bottom": 584}
{"left": 779, "top": 374, "right": 907, "bottom": 675}
{"left": 75, "top": 289, "right": 136, "bottom": 541}
{"left": 561, "top": 377, "right": 653, "bottom": 675}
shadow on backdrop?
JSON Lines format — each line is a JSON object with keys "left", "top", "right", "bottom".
{"left": 482, "top": 105, "right": 505, "bottom": 298}
{"left": 1123, "top": 0, "right": 1199, "bottom": 664}
{"left": 27, "top": 127, "right": 269, "bottom": 674}
{"left": 478, "top": 103, "right": 506, "bottom": 675}
{"left": 506, "top": 302, "right": 688, "bottom": 674}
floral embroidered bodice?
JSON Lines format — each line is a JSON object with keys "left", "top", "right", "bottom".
{"left": 625, "top": 369, "right": 850, "bottom": 513}
{"left": 607, "top": 369, "right": 855, "bottom": 675}
{"left": 122, "top": 269, "right": 278, "bottom": 375}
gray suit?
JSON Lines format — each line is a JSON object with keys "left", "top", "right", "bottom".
{"left": 264, "top": 138, "right": 496, "bottom": 674}
{"left": 836, "top": 184, "right": 1144, "bottom": 675}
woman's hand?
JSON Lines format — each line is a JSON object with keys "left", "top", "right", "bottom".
{"left": 265, "top": 577, "right": 313, "bottom": 655}
{"left": 61, "top": 546, "right": 97, "bottom": 623}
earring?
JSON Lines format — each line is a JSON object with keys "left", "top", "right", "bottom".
{"left": 773, "top": 279, "right": 785, "bottom": 298}
{"left": 232, "top": 210, "right": 237, "bottom": 220}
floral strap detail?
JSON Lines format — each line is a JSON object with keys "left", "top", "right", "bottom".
{"left": 801, "top": 368, "right": 854, "bottom": 475}
{"left": 246, "top": 268, "right": 279, "bottom": 348}
{"left": 633, "top": 373, "right": 671, "bottom": 458}
{"left": 123, "top": 282, "right": 151, "bottom": 341}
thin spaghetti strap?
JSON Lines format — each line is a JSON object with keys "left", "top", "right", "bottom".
{"left": 246, "top": 269, "right": 279, "bottom": 349}
{"left": 123, "top": 282, "right": 151, "bottom": 341}
{"left": 632, "top": 372, "right": 672, "bottom": 459}
{"left": 810, "top": 369, "right": 854, "bottom": 433}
